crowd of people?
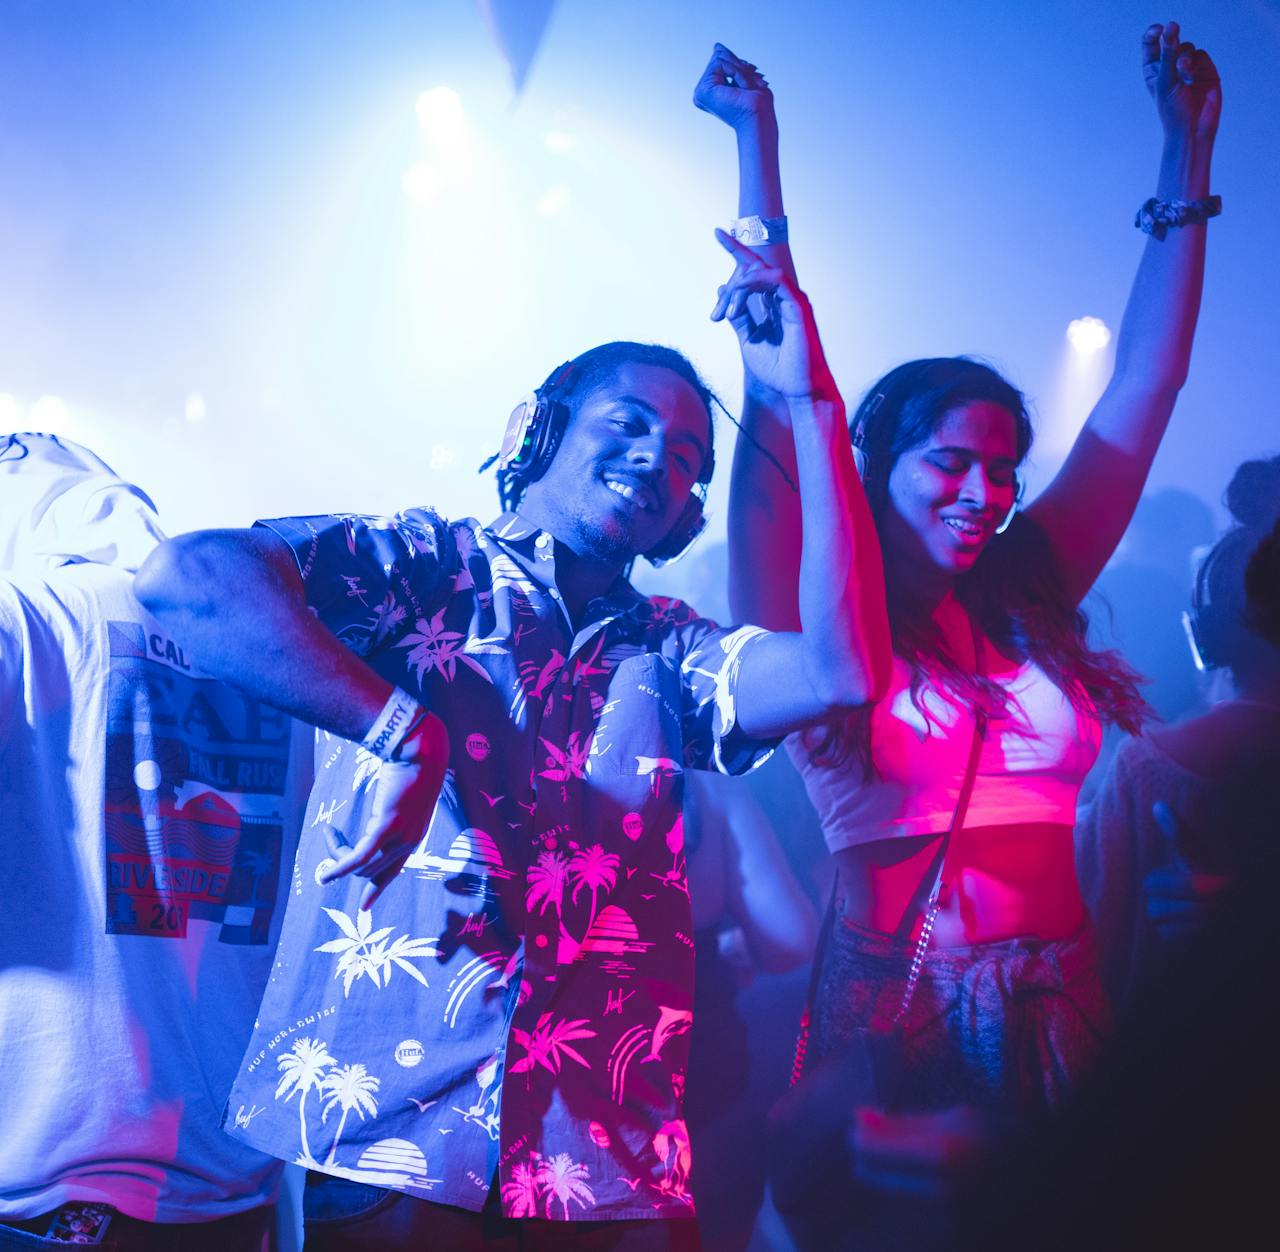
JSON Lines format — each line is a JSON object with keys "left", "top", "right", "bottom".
{"left": 2, "top": 19, "right": 1274, "bottom": 1252}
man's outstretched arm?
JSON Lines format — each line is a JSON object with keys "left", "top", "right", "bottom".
{"left": 136, "top": 527, "right": 448, "bottom": 905}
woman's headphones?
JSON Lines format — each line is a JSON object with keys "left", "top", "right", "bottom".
{"left": 852, "top": 394, "right": 1022, "bottom": 533}
{"left": 491, "top": 363, "right": 714, "bottom": 568}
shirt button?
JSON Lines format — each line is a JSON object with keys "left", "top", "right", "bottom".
{"left": 535, "top": 534, "right": 551, "bottom": 548}
{"left": 549, "top": 589, "right": 561, "bottom": 600}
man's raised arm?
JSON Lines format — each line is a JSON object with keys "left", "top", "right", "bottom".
{"left": 136, "top": 527, "right": 448, "bottom": 905}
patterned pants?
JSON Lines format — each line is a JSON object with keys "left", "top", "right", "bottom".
{"left": 809, "top": 902, "right": 1111, "bottom": 1117}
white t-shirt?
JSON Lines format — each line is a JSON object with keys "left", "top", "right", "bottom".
{"left": 0, "top": 563, "right": 310, "bottom": 1222}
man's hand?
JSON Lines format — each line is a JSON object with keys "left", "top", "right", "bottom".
{"left": 320, "top": 711, "right": 450, "bottom": 910}
{"left": 1142, "top": 21, "right": 1221, "bottom": 145}
{"left": 711, "top": 228, "right": 838, "bottom": 403}
{"left": 693, "top": 43, "right": 773, "bottom": 132}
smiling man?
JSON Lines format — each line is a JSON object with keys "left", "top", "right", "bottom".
{"left": 135, "top": 240, "right": 890, "bottom": 1250}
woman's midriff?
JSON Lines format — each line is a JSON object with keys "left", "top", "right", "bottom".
{"left": 832, "top": 822, "right": 1086, "bottom": 947}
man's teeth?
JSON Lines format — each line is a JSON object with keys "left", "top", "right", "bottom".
{"left": 606, "top": 480, "right": 640, "bottom": 504}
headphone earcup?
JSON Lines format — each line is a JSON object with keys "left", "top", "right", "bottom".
{"left": 644, "top": 495, "right": 708, "bottom": 568}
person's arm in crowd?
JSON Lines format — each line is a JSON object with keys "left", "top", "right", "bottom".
{"left": 694, "top": 44, "right": 804, "bottom": 632}
{"left": 705, "top": 216, "right": 891, "bottom": 736}
{"left": 695, "top": 44, "right": 891, "bottom": 732}
{"left": 1027, "top": 22, "right": 1221, "bottom": 603}
{"left": 135, "top": 528, "right": 448, "bottom": 904}
{"left": 717, "top": 778, "right": 818, "bottom": 972}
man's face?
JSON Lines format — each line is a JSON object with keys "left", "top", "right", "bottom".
{"left": 521, "top": 363, "right": 711, "bottom": 564}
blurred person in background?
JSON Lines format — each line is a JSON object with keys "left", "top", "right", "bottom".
{"left": 0, "top": 432, "right": 309, "bottom": 1252}
{"left": 1077, "top": 453, "right": 1280, "bottom": 1015}
{"left": 960, "top": 509, "right": 1280, "bottom": 1252}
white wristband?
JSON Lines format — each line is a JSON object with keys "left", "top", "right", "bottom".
{"left": 728, "top": 214, "right": 789, "bottom": 246}
{"left": 361, "top": 688, "right": 428, "bottom": 761}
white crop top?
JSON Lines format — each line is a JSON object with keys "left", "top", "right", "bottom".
{"left": 788, "top": 613, "right": 1101, "bottom": 853}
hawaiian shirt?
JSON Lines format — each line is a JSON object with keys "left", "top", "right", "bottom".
{"left": 222, "top": 510, "right": 776, "bottom": 1222}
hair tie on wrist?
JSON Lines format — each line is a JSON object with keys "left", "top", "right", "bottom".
{"left": 1135, "top": 195, "right": 1222, "bottom": 240}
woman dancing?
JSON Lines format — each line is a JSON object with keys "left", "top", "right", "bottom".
{"left": 696, "top": 20, "right": 1221, "bottom": 1120}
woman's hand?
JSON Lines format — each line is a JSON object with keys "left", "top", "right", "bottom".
{"left": 693, "top": 42, "right": 774, "bottom": 133}
{"left": 711, "top": 229, "right": 837, "bottom": 402}
{"left": 1142, "top": 21, "right": 1221, "bottom": 146}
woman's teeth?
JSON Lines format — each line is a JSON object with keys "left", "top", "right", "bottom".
{"left": 944, "top": 517, "right": 982, "bottom": 539}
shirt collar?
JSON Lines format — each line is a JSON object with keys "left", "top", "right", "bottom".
{"left": 487, "top": 512, "right": 645, "bottom": 619}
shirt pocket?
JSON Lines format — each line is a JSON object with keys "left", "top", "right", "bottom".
{"left": 588, "top": 653, "right": 685, "bottom": 783}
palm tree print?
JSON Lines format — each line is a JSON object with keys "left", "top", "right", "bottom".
{"left": 350, "top": 747, "right": 381, "bottom": 794}
{"left": 539, "top": 733, "right": 593, "bottom": 784}
{"left": 315, "top": 906, "right": 440, "bottom": 997}
{"left": 509, "top": 1012, "right": 596, "bottom": 1076}
{"left": 399, "top": 608, "right": 496, "bottom": 685}
{"left": 500, "top": 1159, "right": 541, "bottom": 1217}
{"left": 525, "top": 851, "right": 569, "bottom": 918}
{"left": 569, "top": 844, "right": 619, "bottom": 922}
{"left": 241, "top": 848, "right": 275, "bottom": 906}
{"left": 367, "top": 591, "right": 408, "bottom": 647}
{"left": 275, "top": 1037, "right": 335, "bottom": 1166}
{"left": 320, "top": 1062, "right": 381, "bottom": 1165}
{"left": 535, "top": 1152, "right": 596, "bottom": 1219}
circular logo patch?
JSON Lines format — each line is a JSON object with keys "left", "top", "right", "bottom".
{"left": 395, "top": 1039, "right": 426, "bottom": 1068}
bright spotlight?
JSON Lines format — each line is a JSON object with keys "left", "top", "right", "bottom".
{"left": 1067, "top": 315, "right": 1111, "bottom": 355}
{"left": 415, "top": 87, "right": 466, "bottom": 146}
{"left": 184, "top": 392, "right": 207, "bottom": 423}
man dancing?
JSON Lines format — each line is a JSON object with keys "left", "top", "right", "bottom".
{"left": 137, "top": 236, "right": 890, "bottom": 1248}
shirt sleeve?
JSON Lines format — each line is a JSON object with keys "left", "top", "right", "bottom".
{"left": 254, "top": 510, "right": 457, "bottom": 658}
{"left": 0, "top": 583, "right": 25, "bottom": 751}
{"left": 662, "top": 598, "right": 778, "bottom": 776}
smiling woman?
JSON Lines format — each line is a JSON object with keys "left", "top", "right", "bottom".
{"left": 697, "top": 20, "right": 1220, "bottom": 1212}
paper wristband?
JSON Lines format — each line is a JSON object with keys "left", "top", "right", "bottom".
{"left": 361, "top": 688, "right": 428, "bottom": 761}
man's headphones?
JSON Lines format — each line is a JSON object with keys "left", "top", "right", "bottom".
{"left": 492, "top": 362, "right": 714, "bottom": 568}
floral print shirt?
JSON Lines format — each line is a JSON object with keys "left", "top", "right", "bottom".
{"left": 221, "top": 510, "right": 775, "bottom": 1221}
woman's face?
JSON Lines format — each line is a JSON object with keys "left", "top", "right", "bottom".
{"left": 881, "top": 401, "right": 1020, "bottom": 581}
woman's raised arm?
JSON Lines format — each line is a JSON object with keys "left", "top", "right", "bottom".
{"left": 1027, "top": 22, "right": 1222, "bottom": 603}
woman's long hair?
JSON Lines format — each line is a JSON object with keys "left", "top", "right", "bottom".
{"left": 807, "top": 357, "right": 1148, "bottom": 769}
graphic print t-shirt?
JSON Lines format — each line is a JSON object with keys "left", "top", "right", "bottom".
{"left": 0, "top": 564, "right": 309, "bottom": 1222}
